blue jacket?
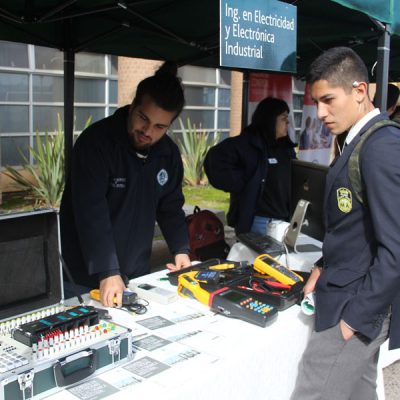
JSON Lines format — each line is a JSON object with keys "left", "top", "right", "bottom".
{"left": 316, "top": 113, "right": 400, "bottom": 350}
{"left": 60, "top": 106, "right": 189, "bottom": 288}
{"left": 204, "top": 130, "right": 296, "bottom": 234}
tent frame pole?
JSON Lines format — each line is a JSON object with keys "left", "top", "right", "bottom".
{"left": 64, "top": 49, "right": 75, "bottom": 182}
{"left": 374, "top": 21, "right": 391, "bottom": 111}
{"left": 241, "top": 71, "right": 249, "bottom": 131}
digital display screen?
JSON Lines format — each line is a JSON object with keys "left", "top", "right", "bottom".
{"left": 220, "top": 290, "right": 247, "bottom": 303}
{"left": 261, "top": 256, "right": 280, "bottom": 268}
{"left": 290, "top": 160, "right": 328, "bottom": 242}
{"left": 138, "top": 283, "right": 155, "bottom": 290}
{"left": 196, "top": 271, "right": 219, "bottom": 280}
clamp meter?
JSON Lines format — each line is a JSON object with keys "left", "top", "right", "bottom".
{"left": 177, "top": 272, "right": 211, "bottom": 305}
{"left": 253, "top": 254, "right": 303, "bottom": 285}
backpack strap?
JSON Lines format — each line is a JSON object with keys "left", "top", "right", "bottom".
{"left": 348, "top": 120, "right": 400, "bottom": 204}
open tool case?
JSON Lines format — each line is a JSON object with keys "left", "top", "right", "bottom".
{"left": 0, "top": 210, "right": 132, "bottom": 400}
{"left": 231, "top": 270, "right": 309, "bottom": 311}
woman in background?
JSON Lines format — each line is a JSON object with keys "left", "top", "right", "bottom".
{"left": 204, "top": 97, "right": 297, "bottom": 235}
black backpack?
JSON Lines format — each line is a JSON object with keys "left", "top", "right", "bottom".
{"left": 186, "top": 206, "right": 230, "bottom": 261}
{"left": 348, "top": 120, "right": 400, "bottom": 204}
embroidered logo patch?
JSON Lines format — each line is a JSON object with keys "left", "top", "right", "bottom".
{"left": 337, "top": 187, "right": 352, "bottom": 213}
{"left": 157, "top": 169, "right": 168, "bottom": 186}
{"left": 110, "top": 177, "right": 126, "bottom": 189}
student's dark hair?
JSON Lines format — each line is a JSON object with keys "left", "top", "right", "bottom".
{"left": 245, "top": 97, "right": 291, "bottom": 146}
{"left": 132, "top": 61, "right": 185, "bottom": 119}
{"left": 307, "top": 47, "right": 369, "bottom": 93}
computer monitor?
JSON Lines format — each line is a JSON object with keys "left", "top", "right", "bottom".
{"left": 284, "top": 160, "right": 329, "bottom": 252}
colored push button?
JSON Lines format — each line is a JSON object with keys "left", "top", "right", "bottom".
{"left": 68, "top": 311, "right": 78, "bottom": 317}
{"left": 39, "top": 319, "right": 53, "bottom": 326}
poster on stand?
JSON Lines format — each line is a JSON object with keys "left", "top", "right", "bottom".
{"left": 298, "top": 83, "right": 334, "bottom": 165}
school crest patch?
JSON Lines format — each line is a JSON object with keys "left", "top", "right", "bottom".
{"left": 157, "top": 169, "right": 168, "bottom": 186}
{"left": 337, "top": 187, "right": 352, "bottom": 213}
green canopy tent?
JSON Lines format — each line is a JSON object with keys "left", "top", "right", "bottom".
{"left": 0, "top": 0, "right": 399, "bottom": 176}
{"left": 297, "top": 0, "right": 400, "bottom": 109}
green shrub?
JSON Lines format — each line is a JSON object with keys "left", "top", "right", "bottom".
{"left": 172, "top": 118, "right": 220, "bottom": 186}
{"left": 4, "top": 114, "right": 91, "bottom": 208}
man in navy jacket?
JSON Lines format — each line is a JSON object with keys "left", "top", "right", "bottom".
{"left": 60, "top": 62, "right": 190, "bottom": 307}
{"left": 291, "top": 47, "right": 400, "bottom": 400}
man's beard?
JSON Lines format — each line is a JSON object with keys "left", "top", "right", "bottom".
{"left": 130, "top": 130, "right": 151, "bottom": 151}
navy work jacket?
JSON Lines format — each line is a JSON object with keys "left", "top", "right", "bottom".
{"left": 204, "top": 130, "right": 296, "bottom": 234}
{"left": 60, "top": 106, "right": 189, "bottom": 288}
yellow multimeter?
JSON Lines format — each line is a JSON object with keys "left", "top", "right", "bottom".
{"left": 253, "top": 254, "right": 303, "bottom": 285}
{"left": 89, "top": 289, "right": 137, "bottom": 305}
{"left": 209, "top": 263, "right": 235, "bottom": 270}
{"left": 177, "top": 271, "right": 210, "bottom": 306}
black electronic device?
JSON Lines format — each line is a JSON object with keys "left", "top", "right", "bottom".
{"left": 284, "top": 160, "right": 328, "bottom": 252}
{"left": 209, "top": 288, "right": 278, "bottom": 327}
{"left": 12, "top": 306, "right": 99, "bottom": 347}
{"left": 237, "top": 232, "right": 284, "bottom": 256}
{"left": 195, "top": 270, "right": 221, "bottom": 284}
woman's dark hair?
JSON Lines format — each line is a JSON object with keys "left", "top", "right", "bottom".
{"left": 132, "top": 61, "right": 185, "bottom": 120}
{"left": 246, "top": 97, "right": 290, "bottom": 146}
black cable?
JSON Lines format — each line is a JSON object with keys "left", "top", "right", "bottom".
{"left": 58, "top": 252, "right": 85, "bottom": 305}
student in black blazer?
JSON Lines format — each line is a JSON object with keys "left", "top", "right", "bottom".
{"left": 291, "top": 47, "right": 400, "bottom": 400}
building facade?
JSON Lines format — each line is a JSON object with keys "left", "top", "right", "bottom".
{"left": 0, "top": 40, "right": 306, "bottom": 197}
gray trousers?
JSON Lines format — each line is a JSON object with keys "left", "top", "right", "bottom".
{"left": 290, "top": 316, "right": 390, "bottom": 400}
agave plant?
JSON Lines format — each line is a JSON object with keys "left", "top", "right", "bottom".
{"left": 172, "top": 118, "right": 220, "bottom": 186}
{"left": 4, "top": 114, "right": 91, "bottom": 208}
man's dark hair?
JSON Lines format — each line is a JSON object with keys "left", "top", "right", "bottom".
{"left": 245, "top": 97, "right": 291, "bottom": 147}
{"left": 307, "top": 47, "right": 369, "bottom": 93}
{"left": 132, "top": 61, "right": 185, "bottom": 119}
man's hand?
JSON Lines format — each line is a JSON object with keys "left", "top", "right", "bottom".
{"left": 166, "top": 253, "right": 191, "bottom": 272}
{"left": 99, "top": 275, "right": 126, "bottom": 308}
{"left": 303, "top": 266, "right": 321, "bottom": 297}
{"left": 340, "top": 319, "right": 356, "bottom": 341}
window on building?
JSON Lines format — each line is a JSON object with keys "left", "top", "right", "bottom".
{"left": 0, "top": 41, "right": 29, "bottom": 68}
{"left": 0, "top": 41, "right": 118, "bottom": 167}
{"left": 172, "top": 66, "right": 231, "bottom": 140}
